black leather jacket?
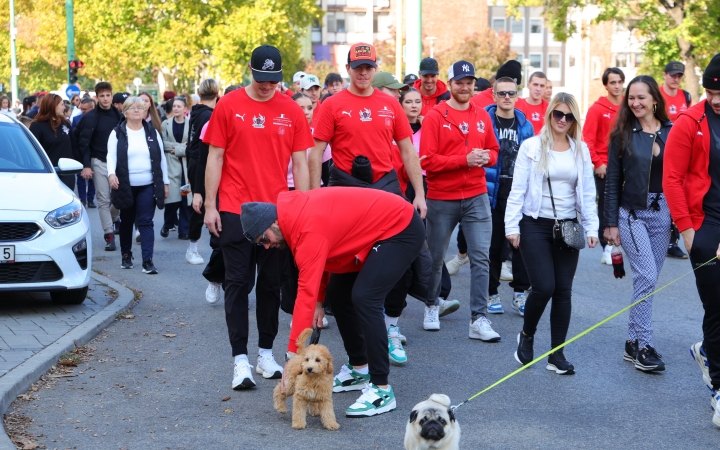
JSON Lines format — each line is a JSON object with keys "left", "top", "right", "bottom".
{"left": 604, "top": 119, "right": 673, "bottom": 227}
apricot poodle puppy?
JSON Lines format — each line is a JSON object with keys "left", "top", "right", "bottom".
{"left": 273, "top": 328, "right": 339, "bottom": 430}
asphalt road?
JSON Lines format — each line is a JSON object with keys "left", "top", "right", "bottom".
{"left": 12, "top": 207, "right": 718, "bottom": 449}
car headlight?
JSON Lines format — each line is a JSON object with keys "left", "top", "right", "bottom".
{"left": 45, "top": 198, "right": 83, "bottom": 229}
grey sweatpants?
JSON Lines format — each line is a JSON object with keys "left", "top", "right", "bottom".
{"left": 91, "top": 158, "right": 120, "bottom": 234}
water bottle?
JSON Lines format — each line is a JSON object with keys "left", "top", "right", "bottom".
{"left": 611, "top": 246, "right": 625, "bottom": 279}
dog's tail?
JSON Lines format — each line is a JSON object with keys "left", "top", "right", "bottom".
{"left": 296, "top": 328, "right": 314, "bottom": 352}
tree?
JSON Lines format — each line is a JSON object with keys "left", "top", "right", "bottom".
{"left": 506, "top": 0, "right": 720, "bottom": 101}
{"left": 433, "top": 29, "right": 516, "bottom": 80}
{"left": 302, "top": 60, "right": 338, "bottom": 84}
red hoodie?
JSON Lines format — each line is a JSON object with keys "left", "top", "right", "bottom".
{"left": 470, "top": 88, "right": 495, "bottom": 109}
{"left": 414, "top": 79, "right": 450, "bottom": 116}
{"left": 420, "top": 101, "right": 499, "bottom": 200}
{"left": 663, "top": 100, "right": 713, "bottom": 232}
{"left": 278, "top": 188, "right": 415, "bottom": 352}
{"left": 582, "top": 96, "right": 621, "bottom": 168}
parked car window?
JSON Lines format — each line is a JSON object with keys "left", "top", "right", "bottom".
{"left": 0, "top": 123, "right": 49, "bottom": 173}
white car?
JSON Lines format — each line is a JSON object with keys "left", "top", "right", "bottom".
{"left": 0, "top": 113, "right": 91, "bottom": 304}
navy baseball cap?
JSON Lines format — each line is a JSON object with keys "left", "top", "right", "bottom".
{"left": 448, "top": 60, "right": 477, "bottom": 81}
{"left": 250, "top": 45, "right": 283, "bottom": 82}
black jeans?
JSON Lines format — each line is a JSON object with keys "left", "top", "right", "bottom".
{"left": 327, "top": 213, "right": 425, "bottom": 386}
{"left": 187, "top": 159, "right": 205, "bottom": 242}
{"left": 519, "top": 215, "right": 580, "bottom": 348}
{"left": 219, "top": 212, "right": 282, "bottom": 356}
{"left": 119, "top": 184, "right": 156, "bottom": 262}
{"left": 690, "top": 221, "right": 720, "bottom": 390}
{"left": 596, "top": 175, "right": 607, "bottom": 248}
{"left": 489, "top": 197, "right": 531, "bottom": 295}
{"left": 457, "top": 225, "right": 468, "bottom": 254}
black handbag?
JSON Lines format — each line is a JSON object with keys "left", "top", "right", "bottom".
{"left": 547, "top": 173, "right": 586, "bottom": 250}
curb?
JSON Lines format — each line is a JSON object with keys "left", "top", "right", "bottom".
{"left": 0, "top": 273, "right": 135, "bottom": 450}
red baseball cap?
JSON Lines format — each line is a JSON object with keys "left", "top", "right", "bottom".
{"left": 347, "top": 43, "right": 377, "bottom": 69}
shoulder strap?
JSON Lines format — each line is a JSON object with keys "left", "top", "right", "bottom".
{"left": 546, "top": 171, "right": 559, "bottom": 222}
{"left": 683, "top": 90, "right": 692, "bottom": 105}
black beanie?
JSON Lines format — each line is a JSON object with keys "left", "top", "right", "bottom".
{"left": 703, "top": 53, "right": 720, "bottom": 90}
{"left": 240, "top": 202, "right": 277, "bottom": 242}
{"left": 496, "top": 60, "right": 523, "bottom": 85}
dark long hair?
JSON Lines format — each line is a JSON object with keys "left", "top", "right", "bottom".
{"left": 139, "top": 91, "right": 162, "bottom": 131}
{"left": 32, "top": 94, "right": 65, "bottom": 134}
{"left": 609, "top": 75, "right": 669, "bottom": 158}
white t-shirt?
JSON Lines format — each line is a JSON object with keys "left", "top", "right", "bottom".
{"left": 107, "top": 126, "right": 169, "bottom": 187}
{"left": 539, "top": 149, "right": 578, "bottom": 220}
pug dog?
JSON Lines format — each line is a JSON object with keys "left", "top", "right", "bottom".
{"left": 404, "top": 394, "right": 460, "bottom": 450}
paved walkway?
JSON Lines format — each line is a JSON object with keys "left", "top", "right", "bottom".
{"left": 0, "top": 281, "right": 115, "bottom": 377}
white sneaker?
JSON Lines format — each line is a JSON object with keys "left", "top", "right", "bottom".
{"left": 322, "top": 316, "right": 329, "bottom": 328}
{"left": 500, "top": 262, "right": 513, "bottom": 281}
{"left": 469, "top": 316, "right": 501, "bottom": 342}
{"left": 205, "top": 282, "right": 222, "bottom": 304}
{"left": 487, "top": 294, "right": 504, "bottom": 314}
{"left": 714, "top": 392, "right": 720, "bottom": 427}
{"left": 186, "top": 249, "right": 205, "bottom": 265}
{"left": 232, "top": 360, "right": 256, "bottom": 389}
{"left": 256, "top": 353, "right": 283, "bottom": 379}
{"left": 438, "top": 298, "right": 460, "bottom": 317}
{"left": 601, "top": 245, "right": 613, "bottom": 265}
{"left": 423, "top": 305, "right": 440, "bottom": 331}
{"left": 445, "top": 254, "right": 469, "bottom": 275}
{"left": 512, "top": 291, "right": 528, "bottom": 317}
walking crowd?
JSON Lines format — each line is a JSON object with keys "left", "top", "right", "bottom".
{"left": 8, "top": 44, "right": 720, "bottom": 427}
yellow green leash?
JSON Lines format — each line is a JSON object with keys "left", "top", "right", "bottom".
{"left": 450, "top": 255, "right": 718, "bottom": 412}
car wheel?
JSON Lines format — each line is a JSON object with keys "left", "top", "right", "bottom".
{"left": 50, "top": 286, "right": 89, "bottom": 305}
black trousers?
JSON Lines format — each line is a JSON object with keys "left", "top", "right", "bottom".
{"left": 327, "top": 213, "right": 425, "bottom": 386}
{"left": 690, "top": 221, "right": 720, "bottom": 390}
{"left": 187, "top": 159, "right": 205, "bottom": 242}
{"left": 596, "top": 175, "right": 607, "bottom": 248}
{"left": 219, "top": 212, "right": 282, "bottom": 356}
{"left": 457, "top": 225, "right": 468, "bottom": 254}
{"left": 519, "top": 216, "right": 580, "bottom": 348}
{"left": 489, "top": 197, "right": 531, "bottom": 295}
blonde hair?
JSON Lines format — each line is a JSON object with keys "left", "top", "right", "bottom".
{"left": 121, "top": 96, "right": 146, "bottom": 115}
{"left": 198, "top": 78, "right": 220, "bottom": 101}
{"left": 536, "top": 92, "right": 585, "bottom": 174}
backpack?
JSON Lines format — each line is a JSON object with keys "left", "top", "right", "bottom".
{"left": 683, "top": 89, "right": 692, "bottom": 106}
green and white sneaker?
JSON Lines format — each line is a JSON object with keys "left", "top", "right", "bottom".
{"left": 388, "top": 325, "right": 407, "bottom": 365}
{"left": 332, "top": 363, "right": 371, "bottom": 392}
{"left": 438, "top": 298, "right": 460, "bottom": 317}
{"left": 346, "top": 383, "right": 396, "bottom": 417}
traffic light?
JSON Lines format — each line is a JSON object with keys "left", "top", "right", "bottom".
{"left": 68, "top": 60, "right": 84, "bottom": 84}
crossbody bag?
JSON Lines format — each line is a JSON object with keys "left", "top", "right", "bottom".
{"left": 547, "top": 173, "right": 586, "bottom": 250}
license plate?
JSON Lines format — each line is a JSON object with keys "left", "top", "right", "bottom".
{"left": 1, "top": 245, "right": 15, "bottom": 264}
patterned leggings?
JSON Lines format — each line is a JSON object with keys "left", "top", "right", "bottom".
{"left": 618, "top": 193, "right": 672, "bottom": 348}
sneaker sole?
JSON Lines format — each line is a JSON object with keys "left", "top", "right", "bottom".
{"left": 142, "top": 269, "right": 158, "bottom": 274}
{"left": 206, "top": 297, "right": 220, "bottom": 304}
{"left": 333, "top": 384, "right": 367, "bottom": 393}
{"left": 487, "top": 308, "right": 504, "bottom": 314}
{"left": 514, "top": 351, "right": 531, "bottom": 366}
{"left": 469, "top": 333, "right": 501, "bottom": 342}
{"left": 346, "top": 399, "right": 396, "bottom": 417}
{"left": 389, "top": 357, "right": 407, "bottom": 366}
{"left": 187, "top": 259, "right": 205, "bottom": 265}
{"left": 713, "top": 412, "right": 720, "bottom": 427}
{"left": 232, "top": 378, "right": 256, "bottom": 390}
{"left": 423, "top": 324, "right": 440, "bottom": 331}
{"left": 256, "top": 367, "right": 282, "bottom": 379}
{"left": 120, "top": 265, "right": 133, "bottom": 269}
{"left": 622, "top": 353, "right": 635, "bottom": 362}
{"left": 438, "top": 303, "right": 460, "bottom": 317}
{"left": 690, "top": 343, "right": 713, "bottom": 389}
{"left": 634, "top": 362, "right": 665, "bottom": 372}
{"left": 546, "top": 363, "right": 575, "bottom": 375}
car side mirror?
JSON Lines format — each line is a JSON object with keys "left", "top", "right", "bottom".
{"left": 55, "top": 158, "right": 83, "bottom": 175}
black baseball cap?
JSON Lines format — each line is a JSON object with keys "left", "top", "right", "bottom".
{"left": 419, "top": 58, "right": 439, "bottom": 76}
{"left": 403, "top": 74, "right": 419, "bottom": 84}
{"left": 664, "top": 61, "right": 685, "bottom": 76}
{"left": 475, "top": 78, "right": 491, "bottom": 92}
{"left": 448, "top": 60, "right": 476, "bottom": 81}
{"left": 112, "top": 92, "right": 129, "bottom": 104}
{"left": 250, "top": 45, "right": 283, "bottom": 82}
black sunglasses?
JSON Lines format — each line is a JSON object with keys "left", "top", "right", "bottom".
{"left": 495, "top": 91, "right": 517, "bottom": 98}
{"left": 244, "top": 230, "right": 270, "bottom": 246}
{"left": 551, "top": 110, "right": 576, "bottom": 123}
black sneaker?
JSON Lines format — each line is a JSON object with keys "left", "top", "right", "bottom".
{"left": 178, "top": 234, "right": 190, "bottom": 240}
{"left": 160, "top": 227, "right": 170, "bottom": 238}
{"left": 324, "top": 304, "right": 334, "bottom": 316}
{"left": 104, "top": 233, "right": 116, "bottom": 251}
{"left": 635, "top": 346, "right": 665, "bottom": 372}
{"left": 142, "top": 260, "right": 158, "bottom": 274}
{"left": 113, "top": 220, "right": 121, "bottom": 234}
{"left": 87, "top": 200, "right": 97, "bottom": 208}
{"left": 547, "top": 349, "right": 575, "bottom": 375}
{"left": 514, "top": 332, "right": 534, "bottom": 365}
{"left": 667, "top": 244, "right": 688, "bottom": 259}
{"left": 121, "top": 253, "right": 133, "bottom": 269}
{"left": 624, "top": 340, "right": 639, "bottom": 362}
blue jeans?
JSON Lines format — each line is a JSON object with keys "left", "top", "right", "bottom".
{"left": 163, "top": 200, "right": 190, "bottom": 235}
{"left": 426, "top": 194, "right": 492, "bottom": 320}
{"left": 119, "top": 184, "right": 156, "bottom": 263}
{"left": 76, "top": 174, "right": 95, "bottom": 202}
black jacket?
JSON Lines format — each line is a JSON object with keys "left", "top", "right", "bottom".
{"left": 29, "top": 120, "right": 79, "bottom": 165}
{"left": 604, "top": 119, "right": 673, "bottom": 227}
{"left": 74, "top": 106, "right": 123, "bottom": 168}
{"left": 328, "top": 164, "right": 403, "bottom": 195}
{"left": 186, "top": 104, "right": 213, "bottom": 163}
{"left": 110, "top": 120, "right": 166, "bottom": 211}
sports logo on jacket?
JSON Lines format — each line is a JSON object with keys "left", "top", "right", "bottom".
{"left": 359, "top": 108, "right": 372, "bottom": 122}
{"left": 476, "top": 121, "right": 485, "bottom": 133}
{"left": 532, "top": 112, "right": 540, "bottom": 121}
{"left": 603, "top": 113, "right": 611, "bottom": 119}
{"left": 262, "top": 59, "right": 275, "bottom": 70}
{"left": 669, "top": 105, "right": 677, "bottom": 115}
{"left": 252, "top": 114, "right": 266, "bottom": 129}
{"left": 460, "top": 121, "right": 469, "bottom": 134}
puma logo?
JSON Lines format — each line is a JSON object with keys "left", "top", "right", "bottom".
{"left": 442, "top": 124, "right": 451, "bottom": 130}
{"left": 342, "top": 110, "right": 352, "bottom": 117}
{"left": 372, "top": 245, "right": 381, "bottom": 252}
{"left": 236, "top": 114, "right": 245, "bottom": 121}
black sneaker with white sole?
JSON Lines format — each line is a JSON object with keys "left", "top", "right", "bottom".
{"left": 635, "top": 346, "right": 665, "bottom": 372}
{"left": 121, "top": 253, "right": 133, "bottom": 269}
{"left": 142, "top": 260, "right": 158, "bottom": 274}
{"left": 623, "top": 340, "right": 638, "bottom": 362}
{"left": 514, "top": 332, "right": 534, "bottom": 365}
{"left": 547, "top": 350, "right": 575, "bottom": 375}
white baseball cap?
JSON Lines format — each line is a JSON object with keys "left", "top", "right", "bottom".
{"left": 293, "top": 71, "right": 307, "bottom": 83}
{"left": 300, "top": 75, "right": 321, "bottom": 90}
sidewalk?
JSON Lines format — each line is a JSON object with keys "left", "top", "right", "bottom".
{"left": 0, "top": 273, "right": 136, "bottom": 450}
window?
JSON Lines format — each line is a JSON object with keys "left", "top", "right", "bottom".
{"left": 591, "top": 56, "right": 602, "bottom": 79}
{"left": 615, "top": 53, "right": 629, "bottom": 68}
{"left": 516, "top": 53, "right": 524, "bottom": 63}
{"left": 568, "top": 55, "right": 576, "bottom": 67}
{"left": 548, "top": 54, "right": 561, "bottom": 69}
{"left": 511, "top": 18, "right": 524, "bottom": 34}
{"left": 336, "top": 18, "right": 346, "bottom": 33}
{"left": 529, "top": 53, "right": 542, "bottom": 69}
{"left": 0, "top": 123, "right": 49, "bottom": 173}
{"left": 492, "top": 18, "right": 505, "bottom": 33}
{"left": 530, "top": 19, "right": 542, "bottom": 34}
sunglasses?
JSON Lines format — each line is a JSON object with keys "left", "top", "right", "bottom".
{"left": 495, "top": 91, "right": 517, "bottom": 98}
{"left": 551, "top": 110, "right": 576, "bottom": 123}
{"left": 244, "top": 230, "right": 270, "bottom": 246}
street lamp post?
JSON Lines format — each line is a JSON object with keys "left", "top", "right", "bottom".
{"left": 427, "top": 36, "right": 437, "bottom": 58}
{"left": 9, "top": 0, "right": 19, "bottom": 104}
